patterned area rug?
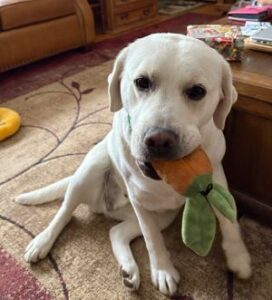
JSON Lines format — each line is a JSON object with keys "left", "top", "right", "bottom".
{"left": 1, "top": 61, "right": 272, "bottom": 300}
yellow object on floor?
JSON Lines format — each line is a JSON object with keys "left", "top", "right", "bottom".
{"left": 0, "top": 107, "right": 21, "bottom": 141}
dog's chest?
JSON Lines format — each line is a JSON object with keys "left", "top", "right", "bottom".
{"left": 108, "top": 128, "right": 185, "bottom": 211}
{"left": 130, "top": 177, "right": 185, "bottom": 211}
{"left": 111, "top": 154, "right": 184, "bottom": 211}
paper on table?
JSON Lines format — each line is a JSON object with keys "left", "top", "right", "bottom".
{"left": 242, "top": 21, "right": 272, "bottom": 36}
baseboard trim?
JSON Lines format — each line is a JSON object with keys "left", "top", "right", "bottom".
{"left": 231, "top": 188, "right": 272, "bottom": 227}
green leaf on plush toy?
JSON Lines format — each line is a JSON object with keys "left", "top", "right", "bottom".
{"left": 213, "top": 183, "right": 236, "bottom": 210}
{"left": 185, "top": 174, "right": 213, "bottom": 197}
{"left": 207, "top": 188, "right": 237, "bottom": 223}
{"left": 182, "top": 194, "right": 216, "bottom": 256}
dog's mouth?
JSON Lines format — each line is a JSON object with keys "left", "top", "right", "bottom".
{"left": 136, "top": 160, "right": 161, "bottom": 181}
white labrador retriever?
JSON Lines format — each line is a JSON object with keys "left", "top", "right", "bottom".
{"left": 16, "top": 33, "right": 251, "bottom": 296}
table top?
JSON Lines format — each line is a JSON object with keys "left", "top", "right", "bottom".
{"left": 217, "top": 19, "right": 272, "bottom": 104}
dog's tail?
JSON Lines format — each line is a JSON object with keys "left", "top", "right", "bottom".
{"left": 15, "top": 176, "right": 71, "bottom": 205}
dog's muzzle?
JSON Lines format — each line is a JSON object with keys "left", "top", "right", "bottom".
{"left": 136, "top": 127, "right": 179, "bottom": 180}
{"left": 143, "top": 127, "right": 179, "bottom": 160}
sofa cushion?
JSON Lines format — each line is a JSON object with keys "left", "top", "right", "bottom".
{"left": 0, "top": 0, "right": 75, "bottom": 31}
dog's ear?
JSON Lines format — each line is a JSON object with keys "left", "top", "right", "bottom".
{"left": 108, "top": 47, "right": 128, "bottom": 112}
{"left": 213, "top": 59, "right": 238, "bottom": 130}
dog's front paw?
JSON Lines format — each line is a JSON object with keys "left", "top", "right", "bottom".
{"left": 24, "top": 230, "right": 54, "bottom": 263}
{"left": 226, "top": 250, "right": 252, "bottom": 279}
{"left": 151, "top": 262, "right": 180, "bottom": 296}
{"left": 223, "top": 240, "right": 252, "bottom": 279}
{"left": 120, "top": 263, "right": 140, "bottom": 291}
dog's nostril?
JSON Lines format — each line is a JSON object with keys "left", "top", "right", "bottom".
{"left": 146, "top": 137, "right": 155, "bottom": 148}
{"left": 163, "top": 141, "right": 172, "bottom": 148}
{"left": 144, "top": 128, "right": 178, "bottom": 153}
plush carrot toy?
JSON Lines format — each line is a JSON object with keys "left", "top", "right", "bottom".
{"left": 152, "top": 147, "right": 237, "bottom": 256}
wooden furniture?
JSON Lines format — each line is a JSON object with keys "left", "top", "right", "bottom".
{"left": 216, "top": 0, "right": 234, "bottom": 13}
{"left": 100, "top": 0, "right": 158, "bottom": 33}
{"left": 222, "top": 32, "right": 272, "bottom": 226}
{"left": 245, "top": 38, "right": 272, "bottom": 53}
{"left": 0, "top": 0, "right": 95, "bottom": 73}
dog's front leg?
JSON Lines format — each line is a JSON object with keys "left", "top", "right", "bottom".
{"left": 23, "top": 138, "right": 110, "bottom": 263}
{"left": 213, "top": 164, "right": 251, "bottom": 279}
{"left": 129, "top": 195, "right": 180, "bottom": 296}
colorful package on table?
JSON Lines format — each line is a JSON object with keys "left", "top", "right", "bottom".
{"left": 187, "top": 25, "right": 245, "bottom": 61}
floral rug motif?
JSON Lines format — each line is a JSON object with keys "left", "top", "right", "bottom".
{"left": 0, "top": 61, "right": 272, "bottom": 299}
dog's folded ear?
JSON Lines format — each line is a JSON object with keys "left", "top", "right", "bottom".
{"left": 108, "top": 47, "right": 128, "bottom": 112}
{"left": 213, "top": 59, "right": 238, "bottom": 130}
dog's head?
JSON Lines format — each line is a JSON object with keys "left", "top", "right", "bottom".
{"left": 108, "top": 34, "right": 237, "bottom": 177}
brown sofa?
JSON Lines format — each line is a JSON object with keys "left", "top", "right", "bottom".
{"left": 0, "top": 0, "right": 95, "bottom": 72}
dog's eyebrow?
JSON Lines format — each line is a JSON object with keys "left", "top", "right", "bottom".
{"left": 181, "top": 73, "right": 209, "bottom": 88}
{"left": 133, "top": 71, "right": 159, "bottom": 83}
{"left": 130, "top": 63, "right": 158, "bottom": 79}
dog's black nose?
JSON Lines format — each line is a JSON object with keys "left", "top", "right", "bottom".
{"left": 144, "top": 127, "right": 178, "bottom": 160}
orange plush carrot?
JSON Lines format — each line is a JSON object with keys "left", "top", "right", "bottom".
{"left": 152, "top": 147, "right": 212, "bottom": 195}
{"left": 152, "top": 147, "right": 237, "bottom": 256}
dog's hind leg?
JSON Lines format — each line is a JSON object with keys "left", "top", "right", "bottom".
{"left": 24, "top": 192, "right": 78, "bottom": 263}
{"left": 109, "top": 208, "right": 178, "bottom": 293}
{"left": 24, "top": 138, "right": 110, "bottom": 263}
{"left": 109, "top": 206, "right": 141, "bottom": 291}
{"left": 110, "top": 219, "right": 141, "bottom": 291}
{"left": 16, "top": 176, "right": 71, "bottom": 205}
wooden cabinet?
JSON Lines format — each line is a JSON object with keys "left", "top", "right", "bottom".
{"left": 223, "top": 96, "right": 272, "bottom": 226}
{"left": 100, "top": 0, "right": 157, "bottom": 33}
{"left": 222, "top": 47, "right": 272, "bottom": 227}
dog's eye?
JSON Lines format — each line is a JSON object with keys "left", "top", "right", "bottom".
{"left": 185, "top": 85, "right": 206, "bottom": 101}
{"left": 135, "top": 77, "right": 152, "bottom": 91}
